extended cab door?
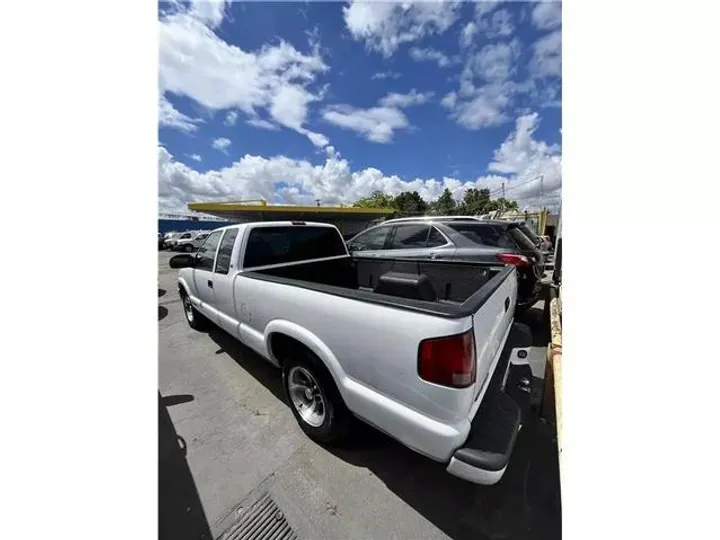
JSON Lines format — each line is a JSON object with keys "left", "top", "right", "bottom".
{"left": 211, "top": 227, "right": 241, "bottom": 334}
{"left": 192, "top": 229, "right": 223, "bottom": 320}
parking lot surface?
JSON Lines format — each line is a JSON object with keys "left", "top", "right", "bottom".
{"left": 158, "top": 251, "right": 561, "bottom": 540}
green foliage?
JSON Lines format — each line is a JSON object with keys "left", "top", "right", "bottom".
{"left": 429, "top": 188, "right": 457, "bottom": 215}
{"left": 352, "top": 187, "right": 519, "bottom": 218}
{"left": 393, "top": 191, "right": 427, "bottom": 215}
{"left": 457, "top": 188, "right": 491, "bottom": 215}
{"left": 353, "top": 190, "right": 395, "bottom": 208}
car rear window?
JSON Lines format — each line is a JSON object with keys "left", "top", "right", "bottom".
{"left": 446, "top": 223, "right": 518, "bottom": 249}
{"left": 517, "top": 224, "right": 541, "bottom": 244}
{"left": 243, "top": 226, "right": 346, "bottom": 268}
{"left": 508, "top": 227, "right": 541, "bottom": 252}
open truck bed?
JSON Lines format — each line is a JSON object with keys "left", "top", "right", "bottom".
{"left": 245, "top": 256, "right": 515, "bottom": 318}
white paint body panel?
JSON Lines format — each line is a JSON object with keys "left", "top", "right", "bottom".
{"left": 177, "top": 221, "right": 518, "bottom": 472}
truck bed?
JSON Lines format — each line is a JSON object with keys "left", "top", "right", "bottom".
{"left": 244, "top": 256, "right": 514, "bottom": 319}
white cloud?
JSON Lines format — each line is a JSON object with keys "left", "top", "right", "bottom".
{"left": 487, "top": 112, "right": 561, "bottom": 208}
{"left": 379, "top": 89, "right": 433, "bottom": 108}
{"left": 409, "top": 47, "right": 459, "bottom": 68}
{"left": 482, "top": 8, "right": 514, "bottom": 38}
{"left": 443, "top": 40, "right": 521, "bottom": 129}
{"left": 159, "top": 8, "right": 330, "bottom": 146}
{"left": 445, "top": 83, "right": 512, "bottom": 129}
{"left": 470, "top": 41, "right": 519, "bottom": 82}
{"left": 159, "top": 94, "right": 202, "bottom": 133}
{"left": 474, "top": 1, "right": 501, "bottom": 20}
{"left": 224, "top": 110, "right": 238, "bottom": 126}
{"left": 459, "top": 22, "right": 478, "bottom": 49}
{"left": 246, "top": 117, "right": 279, "bottom": 131}
{"left": 212, "top": 137, "right": 231, "bottom": 154}
{"left": 371, "top": 71, "right": 401, "bottom": 80}
{"left": 323, "top": 90, "right": 431, "bottom": 143}
{"left": 158, "top": 111, "right": 561, "bottom": 214}
{"left": 322, "top": 105, "right": 409, "bottom": 143}
{"left": 343, "top": 0, "right": 461, "bottom": 57}
{"left": 531, "top": 2, "right": 562, "bottom": 31}
{"left": 188, "top": 0, "right": 229, "bottom": 29}
{"left": 531, "top": 30, "right": 561, "bottom": 78}
{"left": 189, "top": 154, "right": 202, "bottom": 162}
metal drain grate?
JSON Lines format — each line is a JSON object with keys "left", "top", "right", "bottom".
{"left": 218, "top": 492, "right": 298, "bottom": 540}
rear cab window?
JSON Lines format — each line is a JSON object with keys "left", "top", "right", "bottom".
{"left": 243, "top": 225, "right": 346, "bottom": 268}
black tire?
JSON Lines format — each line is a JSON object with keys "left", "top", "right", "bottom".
{"left": 179, "top": 289, "right": 209, "bottom": 331}
{"left": 282, "top": 349, "right": 351, "bottom": 445}
{"left": 184, "top": 244, "right": 193, "bottom": 253}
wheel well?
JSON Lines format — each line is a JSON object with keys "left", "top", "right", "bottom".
{"left": 268, "top": 333, "right": 314, "bottom": 368}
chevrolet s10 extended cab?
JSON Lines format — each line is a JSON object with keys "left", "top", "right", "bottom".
{"left": 170, "top": 221, "right": 534, "bottom": 485}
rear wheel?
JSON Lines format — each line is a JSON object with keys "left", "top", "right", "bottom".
{"left": 180, "top": 290, "right": 209, "bottom": 330}
{"left": 184, "top": 244, "right": 193, "bottom": 252}
{"left": 282, "top": 349, "right": 351, "bottom": 444}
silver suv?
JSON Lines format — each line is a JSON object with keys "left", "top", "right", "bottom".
{"left": 346, "top": 218, "right": 544, "bottom": 309}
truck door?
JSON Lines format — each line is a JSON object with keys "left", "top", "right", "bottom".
{"left": 192, "top": 229, "right": 223, "bottom": 321}
{"left": 211, "top": 227, "right": 241, "bottom": 335}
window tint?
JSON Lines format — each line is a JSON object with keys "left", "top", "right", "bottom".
{"left": 448, "top": 224, "right": 517, "bottom": 249}
{"left": 389, "top": 224, "right": 430, "bottom": 249}
{"left": 347, "top": 226, "right": 390, "bottom": 251}
{"left": 427, "top": 227, "right": 447, "bottom": 247}
{"left": 508, "top": 228, "right": 540, "bottom": 252}
{"left": 215, "top": 228, "right": 239, "bottom": 275}
{"left": 195, "top": 230, "right": 223, "bottom": 271}
{"left": 243, "top": 226, "right": 346, "bottom": 268}
{"left": 517, "top": 224, "right": 541, "bottom": 245}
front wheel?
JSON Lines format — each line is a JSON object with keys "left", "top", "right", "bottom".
{"left": 282, "top": 351, "right": 351, "bottom": 445}
{"left": 180, "top": 290, "right": 209, "bottom": 330}
{"left": 184, "top": 244, "right": 193, "bottom": 252}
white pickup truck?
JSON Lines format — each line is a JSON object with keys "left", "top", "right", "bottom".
{"left": 169, "top": 221, "right": 534, "bottom": 485}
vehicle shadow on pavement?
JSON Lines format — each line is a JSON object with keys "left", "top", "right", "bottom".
{"left": 159, "top": 392, "right": 212, "bottom": 540}
{"left": 206, "top": 329, "right": 287, "bottom": 403}
{"left": 331, "top": 419, "right": 561, "bottom": 540}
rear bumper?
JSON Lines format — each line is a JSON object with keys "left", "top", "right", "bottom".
{"left": 446, "top": 323, "right": 533, "bottom": 485}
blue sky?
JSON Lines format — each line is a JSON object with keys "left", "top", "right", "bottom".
{"left": 159, "top": 1, "right": 561, "bottom": 213}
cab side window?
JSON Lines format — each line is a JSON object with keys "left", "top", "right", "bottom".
{"left": 215, "top": 229, "right": 239, "bottom": 274}
{"left": 195, "top": 230, "right": 223, "bottom": 271}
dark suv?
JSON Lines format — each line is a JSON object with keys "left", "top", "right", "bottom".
{"left": 346, "top": 218, "right": 544, "bottom": 309}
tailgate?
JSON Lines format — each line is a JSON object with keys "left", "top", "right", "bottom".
{"left": 471, "top": 268, "right": 518, "bottom": 403}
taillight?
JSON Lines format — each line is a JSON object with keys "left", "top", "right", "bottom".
{"left": 497, "top": 253, "right": 531, "bottom": 267}
{"left": 418, "top": 330, "right": 476, "bottom": 388}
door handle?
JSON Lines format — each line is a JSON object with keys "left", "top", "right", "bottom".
{"left": 208, "top": 280, "right": 213, "bottom": 289}
{"left": 504, "top": 297, "right": 510, "bottom": 312}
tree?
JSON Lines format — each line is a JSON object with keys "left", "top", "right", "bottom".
{"left": 457, "top": 188, "right": 491, "bottom": 215}
{"left": 430, "top": 188, "right": 457, "bottom": 215}
{"left": 353, "top": 190, "right": 395, "bottom": 208}
{"left": 486, "top": 197, "right": 519, "bottom": 213}
{"left": 393, "top": 191, "right": 427, "bottom": 215}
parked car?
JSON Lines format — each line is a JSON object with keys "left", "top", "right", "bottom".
{"left": 174, "top": 231, "right": 207, "bottom": 252}
{"left": 162, "top": 232, "right": 180, "bottom": 250}
{"left": 166, "top": 231, "right": 198, "bottom": 251}
{"left": 188, "top": 232, "right": 209, "bottom": 252}
{"left": 346, "top": 217, "right": 544, "bottom": 310}
{"left": 169, "top": 221, "right": 534, "bottom": 485}
{"left": 158, "top": 233, "right": 165, "bottom": 250}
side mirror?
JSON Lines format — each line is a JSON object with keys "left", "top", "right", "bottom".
{"left": 169, "top": 254, "right": 196, "bottom": 269}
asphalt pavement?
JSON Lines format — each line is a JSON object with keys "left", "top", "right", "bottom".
{"left": 158, "top": 251, "right": 561, "bottom": 540}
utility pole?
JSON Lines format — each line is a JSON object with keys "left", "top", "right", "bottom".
{"left": 501, "top": 182, "right": 505, "bottom": 199}
{"left": 539, "top": 174, "right": 545, "bottom": 211}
